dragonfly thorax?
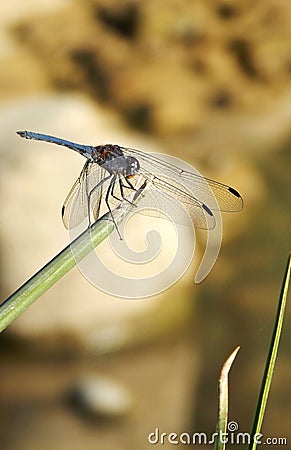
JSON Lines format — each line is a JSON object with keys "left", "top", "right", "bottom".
{"left": 92, "top": 144, "right": 140, "bottom": 177}
{"left": 92, "top": 144, "right": 122, "bottom": 163}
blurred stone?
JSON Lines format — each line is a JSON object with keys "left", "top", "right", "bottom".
{"left": 69, "top": 375, "right": 133, "bottom": 419}
{"left": 0, "top": 336, "right": 199, "bottom": 450}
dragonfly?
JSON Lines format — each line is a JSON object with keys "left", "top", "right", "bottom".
{"left": 17, "top": 131, "right": 243, "bottom": 238}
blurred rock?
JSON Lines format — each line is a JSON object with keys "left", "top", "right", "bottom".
{"left": 0, "top": 337, "right": 200, "bottom": 450}
{"left": 69, "top": 375, "right": 133, "bottom": 419}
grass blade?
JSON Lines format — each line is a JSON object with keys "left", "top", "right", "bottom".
{"left": 0, "top": 198, "right": 141, "bottom": 333}
{"left": 214, "top": 346, "right": 240, "bottom": 450}
{"left": 248, "top": 252, "right": 291, "bottom": 450}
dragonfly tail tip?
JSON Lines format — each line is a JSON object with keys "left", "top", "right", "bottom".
{"left": 16, "top": 130, "right": 28, "bottom": 138}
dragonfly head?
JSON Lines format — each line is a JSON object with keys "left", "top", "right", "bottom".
{"left": 125, "top": 156, "right": 140, "bottom": 178}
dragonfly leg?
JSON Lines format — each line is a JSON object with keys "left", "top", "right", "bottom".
{"left": 109, "top": 175, "right": 136, "bottom": 208}
{"left": 123, "top": 177, "right": 137, "bottom": 191}
{"left": 105, "top": 176, "right": 123, "bottom": 240}
{"left": 133, "top": 180, "right": 147, "bottom": 201}
{"left": 88, "top": 173, "right": 112, "bottom": 226}
{"left": 109, "top": 174, "right": 123, "bottom": 203}
{"left": 118, "top": 177, "right": 137, "bottom": 207}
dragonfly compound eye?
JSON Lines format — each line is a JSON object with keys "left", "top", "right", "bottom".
{"left": 126, "top": 156, "right": 140, "bottom": 176}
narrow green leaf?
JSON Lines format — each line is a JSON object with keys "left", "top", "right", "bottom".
{"left": 214, "top": 346, "right": 240, "bottom": 450}
{"left": 0, "top": 198, "right": 141, "bottom": 333}
{"left": 248, "top": 252, "right": 291, "bottom": 450}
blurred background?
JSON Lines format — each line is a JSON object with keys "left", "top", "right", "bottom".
{"left": 0, "top": 0, "right": 290, "bottom": 449}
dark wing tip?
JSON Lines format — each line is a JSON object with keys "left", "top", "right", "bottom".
{"left": 61, "top": 205, "right": 65, "bottom": 218}
{"left": 201, "top": 203, "right": 216, "bottom": 230}
{"left": 202, "top": 203, "right": 213, "bottom": 217}
{"left": 228, "top": 186, "right": 241, "bottom": 198}
{"left": 228, "top": 186, "right": 244, "bottom": 210}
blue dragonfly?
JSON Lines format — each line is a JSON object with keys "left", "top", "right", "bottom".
{"left": 17, "top": 131, "right": 243, "bottom": 237}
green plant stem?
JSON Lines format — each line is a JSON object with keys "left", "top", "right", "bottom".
{"left": 0, "top": 206, "right": 130, "bottom": 333}
{"left": 249, "top": 252, "right": 291, "bottom": 450}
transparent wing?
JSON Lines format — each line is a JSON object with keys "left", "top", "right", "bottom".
{"left": 62, "top": 162, "right": 106, "bottom": 229}
{"left": 120, "top": 146, "right": 243, "bottom": 213}
{"left": 124, "top": 172, "right": 215, "bottom": 229}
